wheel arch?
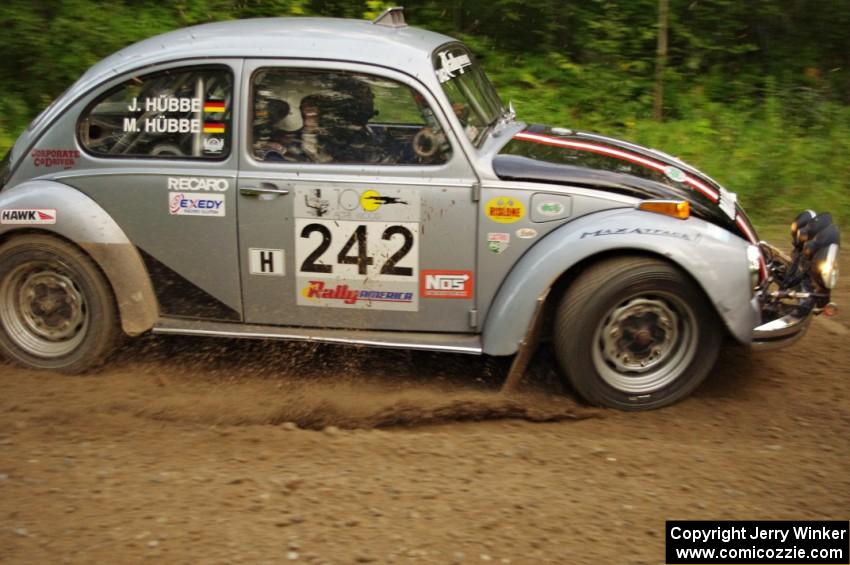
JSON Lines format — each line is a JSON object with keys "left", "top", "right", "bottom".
{"left": 543, "top": 247, "right": 723, "bottom": 340}
{"left": 0, "top": 180, "right": 158, "bottom": 336}
{"left": 481, "top": 208, "right": 759, "bottom": 355}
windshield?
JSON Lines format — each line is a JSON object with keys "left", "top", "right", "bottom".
{"left": 433, "top": 44, "right": 504, "bottom": 147}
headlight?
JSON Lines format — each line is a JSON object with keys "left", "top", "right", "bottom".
{"left": 746, "top": 245, "right": 762, "bottom": 290}
{"left": 814, "top": 243, "right": 839, "bottom": 289}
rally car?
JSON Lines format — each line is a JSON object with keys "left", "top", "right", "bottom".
{"left": 0, "top": 8, "right": 840, "bottom": 409}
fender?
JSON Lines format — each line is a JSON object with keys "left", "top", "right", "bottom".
{"left": 0, "top": 180, "right": 158, "bottom": 336}
{"left": 482, "top": 207, "right": 760, "bottom": 355}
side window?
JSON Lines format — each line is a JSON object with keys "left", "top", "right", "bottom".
{"left": 251, "top": 69, "right": 451, "bottom": 165}
{"left": 78, "top": 67, "right": 232, "bottom": 159}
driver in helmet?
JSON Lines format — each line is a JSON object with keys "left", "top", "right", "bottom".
{"left": 252, "top": 77, "right": 327, "bottom": 163}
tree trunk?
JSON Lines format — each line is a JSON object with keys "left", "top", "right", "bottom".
{"left": 653, "top": 0, "right": 669, "bottom": 121}
{"left": 454, "top": 0, "right": 463, "bottom": 33}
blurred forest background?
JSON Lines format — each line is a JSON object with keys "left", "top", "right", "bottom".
{"left": 0, "top": 0, "right": 848, "bottom": 226}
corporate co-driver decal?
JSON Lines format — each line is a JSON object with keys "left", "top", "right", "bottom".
{"left": 1, "top": 209, "right": 57, "bottom": 225}
{"left": 294, "top": 186, "right": 420, "bottom": 311}
{"left": 31, "top": 149, "right": 79, "bottom": 170}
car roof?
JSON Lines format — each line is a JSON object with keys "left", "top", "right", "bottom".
{"left": 13, "top": 17, "right": 457, "bottom": 160}
{"left": 80, "top": 17, "right": 455, "bottom": 85}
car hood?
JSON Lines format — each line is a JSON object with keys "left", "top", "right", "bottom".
{"left": 494, "top": 125, "right": 758, "bottom": 243}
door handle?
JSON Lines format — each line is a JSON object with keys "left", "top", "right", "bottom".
{"left": 240, "top": 182, "right": 290, "bottom": 196}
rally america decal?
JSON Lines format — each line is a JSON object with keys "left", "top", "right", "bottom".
{"left": 1, "top": 209, "right": 57, "bottom": 225}
{"left": 294, "top": 186, "right": 420, "bottom": 311}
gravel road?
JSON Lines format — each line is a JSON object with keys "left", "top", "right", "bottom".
{"left": 1, "top": 255, "right": 847, "bottom": 564}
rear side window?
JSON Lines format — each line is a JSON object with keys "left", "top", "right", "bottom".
{"left": 78, "top": 67, "right": 232, "bottom": 159}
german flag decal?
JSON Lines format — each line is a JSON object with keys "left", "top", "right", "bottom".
{"left": 204, "top": 101, "right": 225, "bottom": 113}
{"left": 203, "top": 122, "right": 225, "bottom": 134}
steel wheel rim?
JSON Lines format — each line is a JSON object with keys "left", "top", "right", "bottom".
{"left": 591, "top": 292, "right": 697, "bottom": 394}
{"left": 1, "top": 261, "right": 89, "bottom": 358}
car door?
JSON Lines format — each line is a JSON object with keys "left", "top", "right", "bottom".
{"left": 56, "top": 61, "right": 243, "bottom": 322}
{"left": 237, "top": 60, "right": 479, "bottom": 332}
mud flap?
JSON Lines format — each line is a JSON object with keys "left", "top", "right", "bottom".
{"left": 501, "top": 289, "right": 549, "bottom": 393}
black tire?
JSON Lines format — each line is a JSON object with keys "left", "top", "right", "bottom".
{"left": 553, "top": 256, "right": 721, "bottom": 410}
{"left": 0, "top": 234, "right": 119, "bottom": 373}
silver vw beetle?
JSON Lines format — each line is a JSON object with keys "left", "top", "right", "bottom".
{"left": 0, "top": 9, "right": 840, "bottom": 409}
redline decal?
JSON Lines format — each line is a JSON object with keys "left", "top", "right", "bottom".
{"left": 421, "top": 270, "right": 474, "bottom": 299}
{"left": 485, "top": 196, "right": 525, "bottom": 224}
{"left": 513, "top": 132, "right": 720, "bottom": 203}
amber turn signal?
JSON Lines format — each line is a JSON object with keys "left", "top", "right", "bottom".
{"left": 637, "top": 200, "right": 690, "bottom": 220}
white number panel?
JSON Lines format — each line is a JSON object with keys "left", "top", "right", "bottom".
{"left": 295, "top": 219, "right": 419, "bottom": 281}
{"left": 294, "top": 186, "right": 421, "bottom": 311}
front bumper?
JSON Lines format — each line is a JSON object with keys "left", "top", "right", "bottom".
{"left": 750, "top": 222, "right": 839, "bottom": 349}
{"left": 752, "top": 309, "right": 814, "bottom": 350}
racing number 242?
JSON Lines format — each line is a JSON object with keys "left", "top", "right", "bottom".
{"left": 299, "top": 223, "right": 414, "bottom": 276}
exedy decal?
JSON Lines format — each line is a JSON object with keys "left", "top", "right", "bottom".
{"left": 169, "top": 193, "right": 225, "bottom": 217}
{"left": 580, "top": 227, "right": 700, "bottom": 242}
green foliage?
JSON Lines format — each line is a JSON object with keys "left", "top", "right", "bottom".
{"left": 0, "top": 0, "right": 847, "bottom": 230}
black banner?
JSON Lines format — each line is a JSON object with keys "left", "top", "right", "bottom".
{"left": 666, "top": 521, "right": 849, "bottom": 564}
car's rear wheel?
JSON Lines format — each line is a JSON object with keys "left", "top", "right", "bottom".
{"left": 553, "top": 256, "right": 721, "bottom": 410}
{"left": 0, "top": 234, "right": 119, "bottom": 372}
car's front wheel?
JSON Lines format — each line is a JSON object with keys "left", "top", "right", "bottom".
{"left": 0, "top": 234, "right": 119, "bottom": 372}
{"left": 553, "top": 256, "right": 721, "bottom": 410}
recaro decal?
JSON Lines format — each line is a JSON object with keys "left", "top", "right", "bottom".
{"left": 167, "top": 177, "right": 229, "bottom": 192}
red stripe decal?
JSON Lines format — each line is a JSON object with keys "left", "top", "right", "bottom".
{"left": 513, "top": 132, "right": 720, "bottom": 202}
{"left": 735, "top": 215, "right": 757, "bottom": 244}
